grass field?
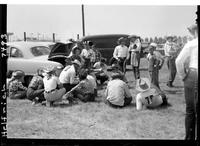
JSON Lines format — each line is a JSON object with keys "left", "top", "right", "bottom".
{"left": 7, "top": 58, "right": 186, "bottom": 139}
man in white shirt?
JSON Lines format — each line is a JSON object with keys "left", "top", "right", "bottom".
{"left": 113, "top": 37, "right": 129, "bottom": 73}
{"left": 164, "top": 35, "right": 179, "bottom": 87}
{"left": 176, "top": 24, "right": 198, "bottom": 140}
{"left": 59, "top": 59, "right": 81, "bottom": 92}
{"left": 105, "top": 72, "right": 132, "bottom": 108}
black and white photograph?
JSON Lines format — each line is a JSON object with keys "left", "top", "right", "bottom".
{"left": 0, "top": 0, "right": 199, "bottom": 144}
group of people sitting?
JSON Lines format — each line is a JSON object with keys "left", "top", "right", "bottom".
{"left": 7, "top": 38, "right": 168, "bottom": 110}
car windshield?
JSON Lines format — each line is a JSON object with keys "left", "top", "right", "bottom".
{"left": 31, "top": 46, "right": 50, "bottom": 57}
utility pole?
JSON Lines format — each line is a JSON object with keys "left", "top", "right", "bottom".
{"left": 82, "top": 4, "right": 85, "bottom": 37}
{"left": 24, "top": 32, "right": 26, "bottom": 41}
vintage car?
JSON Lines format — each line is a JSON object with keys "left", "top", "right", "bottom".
{"left": 7, "top": 41, "right": 63, "bottom": 86}
{"left": 47, "top": 34, "right": 150, "bottom": 67}
{"left": 79, "top": 34, "right": 149, "bottom": 64}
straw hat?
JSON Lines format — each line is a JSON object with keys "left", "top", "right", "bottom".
{"left": 187, "top": 24, "right": 198, "bottom": 33}
{"left": 43, "top": 66, "right": 58, "bottom": 74}
{"left": 72, "top": 59, "right": 81, "bottom": 66}
{"left": 136, "top": 78, "right": 151, "bottom": 92}
{"left": 13, "top": 70, "right": 25, "bottom": 79}
{"left": 117, "top": 37, "right": 126, "bottom": 44}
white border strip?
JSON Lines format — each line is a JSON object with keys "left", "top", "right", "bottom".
{"left": 1, "top": 0, "right": 200, "bottom": 5}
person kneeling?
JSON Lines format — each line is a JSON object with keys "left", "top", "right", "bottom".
{"left": 63, "top": 69, "right": 96, "bottom": 103}
{"left": 105, "top": 72, "right": 132, "bottom": 108}
{"left": 26, "top": 69, "right": 46, "bottom": 105}
{"left": 135, "top": 78, "right": 168, "bottom": 111}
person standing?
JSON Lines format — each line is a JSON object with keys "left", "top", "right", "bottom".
{"left": 176, "top": 24, "right": 198, "bottom": 140}
{"left": 147, "top": 43, "right": 164, "bottom": 89}
{"left": 164, "top": 35, "right": 179, "bottom": 87}
{"left": 128, "top": 37, "right": 141, "bottom": 80}
{"left": 81, "top": 41, "right": 94, "bottom": 69}
{"left": 113, "top": 37, "right": 129, "bottom": 73}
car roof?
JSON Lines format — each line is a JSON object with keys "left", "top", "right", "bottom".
{"left": 7, "top": 41, "right": 50, "bottom": 58}
{"left": 79, "top": 34, "right": 130, "bottom": 41}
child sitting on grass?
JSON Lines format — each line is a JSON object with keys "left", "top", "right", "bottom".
{"left": 8, "top": 70, "right": 27, "bottom": 99}
{"left": 63, "top": 69, "right": 96, "bottom": 103}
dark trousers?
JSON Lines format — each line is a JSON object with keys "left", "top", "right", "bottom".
{"left": 26, "top": 88, "right": 45, "bottom": 102}
{"left": 83, "top": 58, "right": 91, "bottom": 69}
{"left": 9, "top": 91, "right": 27, "bottom": 99}
{"left": 106, "top": 97, "right": 132, "bottom": 108}
{"left": 132, "top": 66, "right": 140, "bottom": 80}
{"left": 63, "top": 83, "right": 77, "bottom": 92}
{"left": 72, "top": 90, "right": 95, "bottom": 102}
{"left": 96, "top": 74, "right": 109, "bottom": 84}
{"left": 149, "top": 67, "right": 160, "bottom": 89}
{"left": 166, "top": 56, "right": 177, "bottom": 84}
{"left": 118, "top": 57, "right": 126, "bottom": 73}
{"left": 184, "top": 69, "right": 198, "bottom": 140}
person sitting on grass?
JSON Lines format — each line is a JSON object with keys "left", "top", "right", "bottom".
{"left": 105, "top": 72, "right": 132, "bottom": 108}
{"left": 63, "top": 69, "right": 96, "bottom": 103}
{"left": 43, "top": 66, "right": 67, "bottom": 107}
{"left": 8, "top": 70, "right": 27, "bottom": 99}
{"left": 26, "top": 68, "right": 46, "bottom": 105}
{"left": 92, "top": 58, "right": 109, "bottom": 85}
{"left": 59, "top": 59, "right": 81, "bottom": 92}
{"left": 86, "top": 69, "right": 98, "bottom": 97}
{"left": 135, "top": 78, "right": 168, "bottom": 111}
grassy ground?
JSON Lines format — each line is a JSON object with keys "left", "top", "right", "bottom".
{"left": 7, "top": 58, "right": 186, "bottom": 139}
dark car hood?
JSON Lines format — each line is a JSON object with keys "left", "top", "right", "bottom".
{"left": 48, "top": 42, "right": 74, "bottom": 59}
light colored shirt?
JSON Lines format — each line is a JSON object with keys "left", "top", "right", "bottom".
{"left": 147, "top": 51, "right": 164, "bottom": 66}
{"left": 176, "top": 38, "right": 198, "bottom": 80}
{"left": 81, "top": 48, "right": 94, "bottom": 59}
{"left": 113, "top": 45, "right": 129, "bottom": 59}
{"left": 93, "top": 62, "right": 108, "bottom": 75}
{"left": 105, "top": 79, "right": 131, "bottom": 106}
{"left": 136, "top": 88, "right": 163, "bottom": 110}
{"left": 164, "top": 41, "right": 178, "bottom": 57}
{"left": 43, "top": 76, "right": 60, "bottom": 91}
{"left": 128, "top": 42, "right": 141, "bottom": 52}
{"left": 87, "top": 75, "right": 97, "bottom": 89}
{"left": 59, "top": 65, "right": 79, "bottom": 84}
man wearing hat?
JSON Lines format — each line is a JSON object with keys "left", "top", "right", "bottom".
{"left": 59, "top": 59, "right": 81, "bottom": 92}
{"left": 164, "top": 35, "right": 179, "bottom": 87}
{"left": 105, "top": 71, "right": 132, "bottom": 108}
{"left": 176, "top": 24, "right": 198, "bottom": 140}
{"left": 113, "top": 37, "right": 129, "bottom": 72}
{"left": 8, "top": 70, "right": 27, "bottom": 99}
{"left": 135, "top": 78, "right": 168, "bottom": 110}
{"left": 147, "top": 43, "right": 164, "bottom": 89}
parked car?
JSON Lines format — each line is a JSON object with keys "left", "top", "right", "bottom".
{"left": 79, "top": 34, "right": 149, "bottom": 64}
{"left": 47, "top": 34, "right": 150, "bottom": 67}
{"left": 7, "top": 41, "right": 63, "bottom": 86}
{"left": 48, "top": 40, "right": 75, "bottom": 66}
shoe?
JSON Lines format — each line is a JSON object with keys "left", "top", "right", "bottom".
{"left": 32, "top": 97, "right": 39, "bottom": 105}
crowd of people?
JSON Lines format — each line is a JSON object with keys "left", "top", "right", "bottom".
{"left": 7, "top": 24, "right": 198, "bottom": 140}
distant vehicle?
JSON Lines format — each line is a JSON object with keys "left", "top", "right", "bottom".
{"left": 79, "top": 34, "right": 149, "bottom": 64}
{"left": 7, "top": 41, "right": 63, "bottom": 86}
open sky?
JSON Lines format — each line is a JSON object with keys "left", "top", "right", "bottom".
{"left": 7, "top": 5, "right": 197, "bottom": 40}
